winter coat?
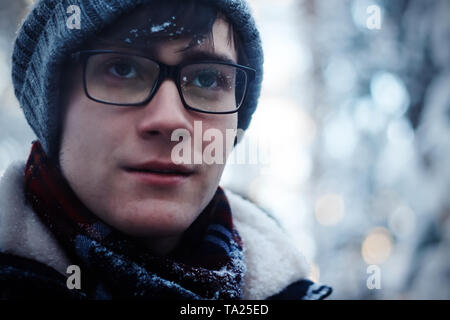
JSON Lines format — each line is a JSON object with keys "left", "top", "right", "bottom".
{"left": 0, "top": 161, "right": 330, "bottom": 300}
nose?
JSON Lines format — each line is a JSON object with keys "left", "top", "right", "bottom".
{"left": 135, "top": 79, "right": 193, "bottom": 140}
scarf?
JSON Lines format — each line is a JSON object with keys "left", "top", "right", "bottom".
{"left": 23, "top": 141, "right": 245, "bottom": 299}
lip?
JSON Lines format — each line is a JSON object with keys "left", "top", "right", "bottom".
{"left": 122, "top": 161, "right": 195, "bottom": 187}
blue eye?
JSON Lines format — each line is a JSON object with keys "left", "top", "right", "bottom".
{"left": 108, "top": 62, "right": 138, "bottom": 79}
{"left": 193, "top": 71, "right": 219, "bottom": 89}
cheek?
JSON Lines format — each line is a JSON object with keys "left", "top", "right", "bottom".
{"left": 61, "top": 100, "right": 100, "bottom": 163}
{"left": 58, "top": 95, "right": 122, "bottom": 227}
{"left": 195, "top": 114, "right": 237, "bottom": 165}
{"left": 199, "top": 113, "right": 238, "bottom": 177}
{"left": 60, "top": 88, "right": 121, "bottom": 164}
{"left": 206, "top": 113, "right": 238, "bottom": 139}
{"left": 59, "top": 87, "right": 118, "bottom": 190}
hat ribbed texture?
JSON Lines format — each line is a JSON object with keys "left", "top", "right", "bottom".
{"left": 12, "top": 0, "right": 263, "bottom": 158}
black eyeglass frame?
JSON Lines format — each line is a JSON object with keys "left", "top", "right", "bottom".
{"left": 71, "top": 50, "right": 256, "bottom": 114}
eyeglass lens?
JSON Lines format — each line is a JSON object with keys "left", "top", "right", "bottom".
{"left": 85, "top": 53, "right": 248, "bottom": 112}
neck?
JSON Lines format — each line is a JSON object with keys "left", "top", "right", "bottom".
{"left": 137, "top": 234, "right": 182, "bottom": 256}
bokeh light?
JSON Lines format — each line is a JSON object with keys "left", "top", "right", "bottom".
{"left": 362, "top": 227, "right": 393, "bottom": 265}
{"left": 351, "top": 0, "right": 384, "bottom": 31}
{"left": 370, "top": 72, "right": 410, "bottom": 117}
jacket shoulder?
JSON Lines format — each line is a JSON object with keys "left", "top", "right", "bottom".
{"left": 224, "top": 188, "right": 332, "bottom": 300}
{"left": 224, "top": 189, "right": 309, "bottom": 299}
{"left": 0, "top": 161, "right": 71, "bottom": 275}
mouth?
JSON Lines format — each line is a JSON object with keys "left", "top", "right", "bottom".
{"left": 126, "top": 167, "right": 193, "bottom": 176}
{"left": 122, "top": 161, "right": 195, "bottom": 186}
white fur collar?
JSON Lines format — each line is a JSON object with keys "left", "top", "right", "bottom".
{"left": 0, "top": 161, "right": 72, "bottom": 275}
{"left": 0, "top": 161, "right": 310, "bottom": 299}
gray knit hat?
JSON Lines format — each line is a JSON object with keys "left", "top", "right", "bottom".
{"left": 12, "top": 0, "right": 263, "bottom": 159}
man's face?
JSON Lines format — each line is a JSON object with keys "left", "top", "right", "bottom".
{"left": 59, "top": 17, "right": 238, "bottom": 249}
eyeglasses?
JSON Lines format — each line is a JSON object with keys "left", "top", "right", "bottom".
{"left": 71, "top": 50, "right": 256, "bottom": 114}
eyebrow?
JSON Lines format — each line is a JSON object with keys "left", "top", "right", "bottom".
{"left": 88, "top": 38, "right": 236, "bottom": 63}
{"left": 178, "top": 50, "right": 236, "bottom": 65}
{"left": 85, "top": 37, "right": 238, "bottom": 67}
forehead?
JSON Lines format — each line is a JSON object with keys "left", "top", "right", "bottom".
{"left": 156, "top": 19, "right": 238, "bottom": 65}
{"left": 92, "top": 6, "right": 237, "bottom": 64}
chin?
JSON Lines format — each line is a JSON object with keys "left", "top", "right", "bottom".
{"left": 110, "top": 203, "right": 198, "bottom": 237}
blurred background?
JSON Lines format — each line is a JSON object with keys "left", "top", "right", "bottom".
{"left": 1, "top": 0, "right": 449, "bottom": 299}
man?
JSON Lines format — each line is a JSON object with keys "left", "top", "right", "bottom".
{"left": 0, "top": 0, "right": 332, "bottom": 299}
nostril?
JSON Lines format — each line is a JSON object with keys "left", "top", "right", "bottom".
{"left": 147, "top": 130, "right": 160, "bottom": 136}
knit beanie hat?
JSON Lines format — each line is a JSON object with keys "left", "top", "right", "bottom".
{"left": 12, "top": 0, "right": 263, "bottom": 159}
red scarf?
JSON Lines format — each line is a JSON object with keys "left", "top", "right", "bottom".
{"left": 24, "top": 141, "right": 244, "bottom": 299}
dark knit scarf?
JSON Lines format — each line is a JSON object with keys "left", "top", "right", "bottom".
{"left": 23, "top": 141, "right": 245, "bottom": 299}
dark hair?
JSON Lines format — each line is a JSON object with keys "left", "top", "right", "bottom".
{"left": 94, "top": 0, "right": 248, "bottom": 65}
